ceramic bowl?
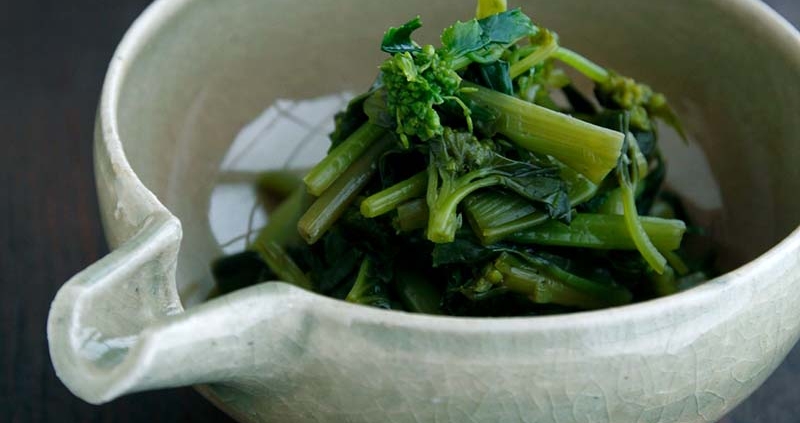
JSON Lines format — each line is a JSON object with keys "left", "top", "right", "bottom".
{"left": 48, "top": 0, "right": 800, "bottom": 422}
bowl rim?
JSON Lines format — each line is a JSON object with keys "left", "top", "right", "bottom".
{"left": 100, "top": 0, "right": 800, "bottom": 330}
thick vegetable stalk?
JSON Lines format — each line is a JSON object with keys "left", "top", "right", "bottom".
{"left": 464, "top": 191, "right": 544, "bottom": 244}
{"left": 298, "top": 135, "right": 394, "bottom": 244}
{"left": 253, "top": 241, "right": 313, "bottom": 290}
{"left": 459, "top": 82, "right": 624, "bottom": 183}
{"left": 464, "top": 163, "right": 596, "bottom": 244}
{"left": 467, "top": 252, "right": 632, "bottom": 309}
{"left": 426, "top": 165, "right": 506, "bottom": 243}
{"left": 250, "top": 186, "right": 310, "bottom": 249}
{"left": 360, "top": 171, "right": 427, "bottom": 217}
{"left": 303, "top": 123, "right": 387, "bottom": 196}
{"left": 394, "top": 198, "right": 429, "bottom": 232}
{"left": 510, "top": 214, "right": 686, "bottom": 251}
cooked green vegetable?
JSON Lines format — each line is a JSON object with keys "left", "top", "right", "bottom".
{"left": 210, "top": 0, "right": 714, "bottom": 316}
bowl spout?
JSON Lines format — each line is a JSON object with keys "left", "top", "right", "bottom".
{"left": 47, "top": 212, "right": 307, "bottom": 404}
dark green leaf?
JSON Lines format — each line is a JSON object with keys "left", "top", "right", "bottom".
{"left": 441, "top": 19, "right": 487, "bottom": 58}
{"left": 363, "top": 87, "right": 395, "bottom": 130}
{"left": 476, "top": 60, "right": 513, "bottom": 95}
{"left": 440, "top": 9, "right": 537, "bottom": 61}
{"left": 477, "top": 8, "right": 537, "bottom": 44}
{"left": 293, "top": 229, "right": 363, "bottom": 293}
{"left": 330, "top": 78, "right": 383, "bottom": 149}
{"left": 345, "top": 258, "right": 393, "bottom": 309}
{"left": 632, "top": 129, "right": 656, "bottom": 159}
{"left": 499, "top": 163, "right": 571, "bottom": 222}
{"left": 381, "top": 16, "right": 423, "bottom": 54}
{"left": 562, "top": 84, "right": 597, "bottom": 115}
{"left": 432, "top": 232, "right": 498, "bottom": 267}
{"left": 211, "top": 251, "right": 274, "bottom": 295}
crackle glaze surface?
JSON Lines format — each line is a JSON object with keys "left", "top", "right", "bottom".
{"left": 48, "top": 0, "right": 800, "bottom": 422}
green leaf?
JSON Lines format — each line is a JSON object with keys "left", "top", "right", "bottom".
{"left": 440, "top": 9, "right": 537, "bottom": 61}
{"left": 211, "top": 251, "right": 275, "bottom": 295}
{"left": 345, "top": 258, "right": 393, "bottom": 309}
{"left": 477, "top": 8, "right": 536, "bottom": 44}
{"left": 381, "top": 16, "right": 423, "bottom": 54}
{"left": 329, "top": 74, "right": 383, "bottom": 149}
{"left": 495, "top": 163, "right": 571, "bottom": 222}
{"left": 363, "top": 87, "right": 395, "bottom": 129}
{"left": 292, "top": 229, "right": 362, "bottom": 294}
{"left": 441, "top": 19, "right": 487, "bottom": 58}
{"left": 475, "top": 60, "right": 513, "bottom": 95}
{"left": 431, "top": 232, "right": 497, "bottom": 267}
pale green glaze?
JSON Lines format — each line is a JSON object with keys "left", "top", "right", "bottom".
{"left": 48, "top": 0, "right": 800, "bottom": 422}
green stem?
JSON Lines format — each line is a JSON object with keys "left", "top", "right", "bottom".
{"left": 510, "top": 214, "right": 685, "bottom": 251}
{"left": 298, "top": 135, "right": 393, "bottom": 244}
{"left": 427, "top": 175, "right": 504, "bottom": 243}
{"left": 451, "top": 55, "right": 473, "bottom": 71}
{"left": 463, "top": 191, "right": 543, "bottom": 244}
{"left": 250, "top": 186, "right": 310, "bottom": 249}
{"left": 552, "top": 47, "right": 610, "bottom": 83}
{"left": 253, "top": 241, "right": 312, "bottom": 290}
{"left": 663, "top": 250, "right": 690, "bottom": 276}
{"left": 560, "top": 163, "right": 598, "bottom": 205}
{"left": 618, "top": 132, "right": 667, "bottom": 273}
{"left": 491, "top": 252, "right": 632, "bottom": 309}
{"left": 651, "top": 265, "right": 678, "bottom": 296}
{"left": 508, "top": 33, "right": 559, "bottom": 79}
{"left": 360, "top": 171, "right": 427, "bottom": 218}
{"left": 459, "top": 82, "right": 624, "bottom": 184}
{"left": 256, "top": 170, "right": 303, "bottom": 201}
{"left": 303, "top": 123, "right": 386, "bottom": 196}
{"left": 394, "top": 198, "right": 429, "bottom": 232}
{"left": 476, "top": 0, "right": 507, "bottom": 19}
{"left": 463, "top": 164, "right": 595, "bottom": 245}
{"left": 617, "top": 128, "right": 668, "bottom": 275}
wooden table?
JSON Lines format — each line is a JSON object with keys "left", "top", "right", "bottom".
{"left": 1, "top": 1, "right": 797, "bottom": 421}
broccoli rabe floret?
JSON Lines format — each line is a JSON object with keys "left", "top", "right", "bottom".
{"left": 596, "top": 72, "right": 657, "bottom": 131}
{"left": 594, "top": 72, "right": 687, "bottom": 140}
{"left": 380, "top": 45, "right": 461, "bottom": 147}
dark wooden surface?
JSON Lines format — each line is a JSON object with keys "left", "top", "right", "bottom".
{"left": 0, "top": 1, "right": 797, "bottom": 422}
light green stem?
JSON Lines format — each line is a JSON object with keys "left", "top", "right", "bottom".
{"left": 250, "top": 186, "right": 310, "bottom": 249}
{"left": 361, "top": 171, "right": 427, "bottom": 218}
{"left": 303, "top": 123, "right": 386, "bottom": 196}
{"left": 253, "top": 241, "right": 312, "bottom": 290}
{"left": 298, "top": 135, "right": 393, "bottom": 244}
{"left": 552, "top": 47, "right": 610, "bottom": 83}
{"left": 427, "top": 175, "right": 504, "bottom": 243}
{"left": 395, "top": 199, "right": 429, "bottom": 232}
{"left": 459, "top": 82, "right": 624, "bottom": 184}
{"left": 511, "top": 214, "right": 685, "bottom": 251}
{"left": 509, "top": 34, "right": 559, "bottom": 78}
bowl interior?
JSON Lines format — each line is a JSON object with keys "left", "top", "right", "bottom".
{"left": 111, "top": 0, "right": 800, "bottom": 306}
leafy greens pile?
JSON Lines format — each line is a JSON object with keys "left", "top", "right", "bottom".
{"left": 211, "top": 4, "right": 713, "bottom": 316}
